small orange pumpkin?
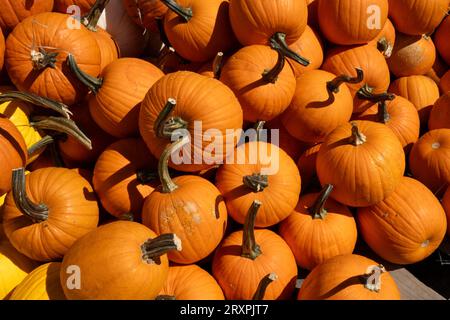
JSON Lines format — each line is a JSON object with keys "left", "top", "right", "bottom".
{"left": 369, "top": 18, "right": 396, "bottom": 58}
{"left": 435, "top": 15, "right": 450, "bottom": 66}
{"left": 0, "top": 0, "right": 54, "bottom": 34}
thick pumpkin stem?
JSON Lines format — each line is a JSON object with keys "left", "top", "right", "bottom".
{"left": 254, "top": 120, "right": 266, "bottom": 142}
{"left": 327, "top": 68, "right": 364, "bottom": 94}
{"left": 159, "top": 135, "right": 190, "bottom": 193}
{"left": 308, "top": 184, "right": 334, "bottom": 220}
{"left": 349, "top": 122, "right": 367, "bottom": 146}
{"left": 241, "top": 200, "right": 262, "bottom": 260}
{"left": 377, "top": 101, "right": 391, "bottom": 124}
{"left": 154, "top": 98, "right": 188, "bottom": 139}
{"left": 30, "top": 116, "right": 92, "bottom": 150}
{"left": 377, "top": 37, "right": 393, "bottom": 58}
{"left": 0, "top": 91, "right": 72, "bottom": 119}
{"left": 213, "top": 52, "right": 224, "bottom": 80}
{"left": 82, "top": 0, "right": 110, "bottom": 31}
{"left": 27, "top": 135, "right": 54, "bottom": 158}
{"left": 270, "top": 33, "right": 310, "bottom": 66}
{"left": 12, "top": 168, "right": 49, "bottom": 223}
{"left": 252, "top": 273, "right": 278, "bottom": 300}
{"left": 136, "top": 168, "right": 159, "bottom": 184}
{"left": 31, "top": 48, "right": 58, "bottom": 71}
{"left": 361, "top": 264, "right": 386, "bottom": 293}
{"left": 357, "top": 84, "right": 395, "bottom": 104}
{"left": 141, "top": 233, "right": 182, "bottom": 265}
{"left": 67, "top": 54, "right": 103, "bottom": 94}
{"left": 156, "top": 17, "right": 172, "bottom": 48}
{"left": 161, "top": 0, "right": 193, "bottom": 22}
{"left": 262, "top": 48, "right": 285, "bottom": 84}
{"left": 243, "top": 173, "right": 269, "bottom": 192}
{"left": 156, "top": 295, "right": 177, "bottom": 300}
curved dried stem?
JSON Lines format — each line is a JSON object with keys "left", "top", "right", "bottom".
{"left": 67, "top": 54, "right": 103, "bottom": 94}
{"left": 141, "top": 233, "right": 182, "bottom": 265}
{"left": 308, "top": 184, "right": 334, "bottom": 220}
{"left": 161, "top": 0, "right": 193, "bottom": 22}
{"left": 154, "top": 98, "right": 188, "bottom": 139}
{"left": 270, "top": 33, "right": 310, "bottom": 66}
{"left": 327, "top": 68, "right": 364, "bottom": 93}
{"left": 252, "top": 273, "right": 278, "bottom": 300}
{"left": 82, "top": 0, "right": 110, "bottom": 31}
{"left": 158, "top": 135, "right": 190, "bottom": 193}
{"left": 241, "top": 200, "right": 262, "bottom": 260}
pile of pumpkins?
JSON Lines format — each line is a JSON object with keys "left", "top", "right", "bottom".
{"left": 1, "top": 0, "right": 450, "bottom": 301}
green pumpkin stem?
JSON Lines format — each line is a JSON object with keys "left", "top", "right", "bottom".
{"left": 155, "top": 295, "right": 177, "bottom": 300}
{"left": 262, "top": 47, "right": 285, "bottom": 84}
{"left": 270, "top": 32, "right": 310, "bottom": 66}
{"left": 361, "top": 264, "right": 386, "bottom": 293}
{"left": 31, "top": 47, "right": 59, "bottom": 71}
{"left": 241, "top": 200, "right": 263, "bottom": 260}
{"left": 254, "top": 120, "right": 266, "bottom": 142}
{"left": 377, "top": 101, "right": 391, "bottom": 124}
{"left": 213, "top": 52, "right": 224, "bottom": 80}
{"left": 357, "top": 84, "right": 395, "bottom": 103}
{"left": 0, "top": 91, "right": 72, "bottom": 119}
{"left": 309, "top": 184, "right": 334, "bottom": 219}
{"left": 27, "top": 135, "right": 54, "bottom": 158}
{"left": 30, "top": 116, "right": 92, "bottom": 150}
{"left": 377, "top": 37, "right": 393, "bottom": 58}
{"left": 349, "top": 122, "right": 367, "bottom": 146}
{"left": 141, "top": 233, "right": 182, "bottom": 265}
{"left": 136, "top": 168, "right": 159, "bottom": 184}
{"left": 161, "top": 0, "right": 193, "bottom": 22}
{"left": 82, "top": 0, "right": 110, "bottom": 31}
{"left": 243, "top": 173, "right": 269, "bottom": 192}
{"left": 158, "top": 135, "right": 190, "bottom": 193}
{"left": 327, "top": 68, "right": 364, "bottom": 94}
{"left": 154, "top": 98, "right": 188, "bottom": 139}
{"left": 67, "top": 54, "right": 103, "bottom": 94}
{"left": 11, "top": 168, "right": 49, "bottom": 223}
{"left": 252, "top": 273, "right": 278, "bottom": 300}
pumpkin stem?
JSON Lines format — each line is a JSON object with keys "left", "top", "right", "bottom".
{"left": 308, "top": 184, "right": 334, "bottom": 220}
{"left": 0, "top": 91, "right": 72, "bottom": 119}
{"left": 213, "top": 52, "right": 224, "bottom": 80}
{"left": 67, "top": 54, "right": 103, "bottom": 94}
{"left": 241, "top": 200, "right": 262, "bottom": 260}
{"left": 141, "top": 233, "right": 182, "bottom": 265}
{"left": 157, "top": 46, "right": 176, "bottom": 70}
{"left": 377, "top": 37, "right": 393, "bottom": 58}
{"left": 27, "top": 135, "right": 54, "bottom": 158}
{"left": 30, "top": 116, "right": 92, "bottom": 150}
{"left": 357, "top": 84, "right": 395, "bottom": 104}
{"left": 158, "top": 135, "right": 191, "bottom": 193}
{"left": 243, "top": 173, "right": 269, "bottom": 192}
{"left": 262, "top": 47, "right": 285, "bottom": 84}
{"left": 360, "top": 264, "right": 386, "bottom": 293}
{"left": 327, "top": 68, "right": 364, "bottom": 94}
{"left": 48, "top": 142, "right": 66, "bottom": 168}
{"left": 154, "top": 98, "right": 188, "bottom": 139}
{"left": 11, "top": 168, "right": 49, "bottom": 223}
{"left": 270, "top": 33, "right": 310, "bottom": 66}
{"left": 155, "top": 295, "right": 177, "bottom": 300}
{"left": 348, "top": 122, "right": 367, "bottom": 146}
{"left": 31, "top": 47, "right": 59, "bottom": 71}
{"left": 161, "top": 0, "right": 193, "bottom": 22}
{"left": 252, "top": 273, "right": 278, "bottom": 300}
{"left": 377, "top": 101, "right": 391, "bottom": 124}
{"left": 82, "top": 0, "right": 110, "bottom": 31}
{"left": 156, "top": 17, "right": 172, "bottom": 48}
{"left": 254, "top": 120, "right": 266, "bottom": 142}
{"left": 136, "top": 168, "right": 159, "bottom": 184}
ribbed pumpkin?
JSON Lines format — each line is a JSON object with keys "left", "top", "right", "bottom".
{"left": 429, "top": 92, "right": 450, "bottom": 130}
{"left": 157, "top": 265, "right": 225, "bottom": 300}
{"left": 387, "top": 34, "right": 436, "bottom": 78}
{"left": 162, "top": 0, "right": 238, "bottom": 62}
{"left": 443, "top": 187, "right": 450, "bottom": 236}
{"left": 297, "top": 143, "right": 321, "bottom": 191}
{"left": 298, "top": 254, "right": 401, "bottom": 300}
{"left": 435, "top": 15, "right": 450, "bottom": 66}
{"left": 354, "top": 95, "right": 420, "bottom": 152}
{"left": 0, "top": 224, "right": 38, "bottom": 300}
{"left": 0, "top": 29, "right": 4, "bottom": 71}
{"left": 318, "top": 0, "right": 388, "bottom": 45}
{"left": 212, "top": 201, "right": 298, "bottom": 300}
{"left": 9, "top": 262, "right": 65, "bottom": 300}
{"left": 139, "top": 71, "right": 243, "bottom": 172}
{"left": 69, "top": 56, "right": 164, "bottom": 138}
{"left": 358, "top": 177, "right": 447, "bottom": 265}
{"left": 388, "top": 0, "right": 449, "bottom": 36}
{"left": 409, "top": 129, "right": 450, "bottom": 195}
{"left": 389, "top": 75, "right": 440, "bottom": 126}
{"left": 322, "top": 44, "right": 391, "bottom": 114}
{"left": 279, "top": 184, "right": 357, "bottom": 271}
{"left": 216, "top": 141, "right": 301, "bottom": 227}
{"left": 60, "top": 221, "right": 181, "bottom": 300}
{"left": 93, "top": 138, "right": 159, "bottom": 221}
{"left": 142, "top": 137, "right": 228, "bottom": 264}
{"left": 0, "top": 0, "right": 54, "bottom": 34}
{"left": 369, "top": 18, "right": 396, "bottom": 58}
{"left": 0, "top": 115, "right": 27, "bottom": 195}
{"left": 2, "top": 167, "right": 99, "bottom": 261}
{"left": 123, "top": 0, "right": 167, "bottom": 31}
{"left": 220, "top": 45, "right": 296, "bottom": 122}
{"left": 54, "top": 0, "right": 96, "bottom": 15}
{"left": 316, "top": 121, "right": 405, "bottom": 207}
{"left": 5, "top": 12, "right": 102, "bottom": 106}
{"left": 281, "top": 69, "right": 355, "bottom": 144}
{"left": 441, "top": 71, "right": 450, "bottom": 93}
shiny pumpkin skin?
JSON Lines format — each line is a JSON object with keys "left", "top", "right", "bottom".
{"left": 298, "top": 254, "right": 401, "bottom": 300}
{"left": 9, "top": 262, "right": 65, "bottom": 300}
{"left": 2, "top": 168, "right": 99, "bottom": 261}
{"left": 316, "top": 121, "right": 405, "bottom": 207}
{"left": 0, "top": 0, "right": 54, "bottom": 34}
{"left": 428, "top": 92, "right": 450, "bottom": 130}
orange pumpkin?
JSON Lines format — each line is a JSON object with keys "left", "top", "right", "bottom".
{"left": 123, "top": 0, "right": 168, "bottom": 32}
{"left": 318, "top": 0, "right": 388, "bottom": 45}
{"left": 0, "top": 29, "right": 4, "bottom": 72}
{"left": 279, "top": 184, "right": 357, "bottom": 270}
{"left": 212, "top": 201, "right": 298, "bottom": 300}
{"left": 0, "top": 0, "right": 54, "bottom": 34}
{"left": 142, "top": 137, "right": 228, "bottom": 264}
{"left": 316, "top": 121, "right": 405, "bottom": 207}
{"left": 220, "top": 45, "right": 296, "bottom": 122}
{"left": 429, "top": 92, "right": 450, "bottom": 130}
{"left": 54, "top": 0, "right": 97, "bottom": 15}
{"left": 441, "top": 70, "right": 450, "bottom": 93}
{"left": 435, "top": 15, "right": 450, "bottom": 66}
{"left": 298, "top": 254, "right": 401, "bottom": 300}
{"left": 2, "top": 167, "right": 99, "bottom": 261}
{"left": 60, "top": 221, "right": 181, "bottom": 300}
{"left": 93, "top": 138, "right": 159, "bottom": 221}
{"left": 157, "top": 264, "right": 225, "bottom": 300}
{"left": 216, "top": 141, "right": 301, "bottom": 227}
{"left": 369, "top": 18, "right": 396, "bottom": 58}
{"left": 409, "top": 129, "right": 450, "bottom": 195}
{"left": 443, "top": 187, "right": 450, "bottom": 236}
{"left": 297, "top": 143, "right": 321, "bottom": 191}
{"left": 387, "top": 34, "right": 436, "bottom": 78}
